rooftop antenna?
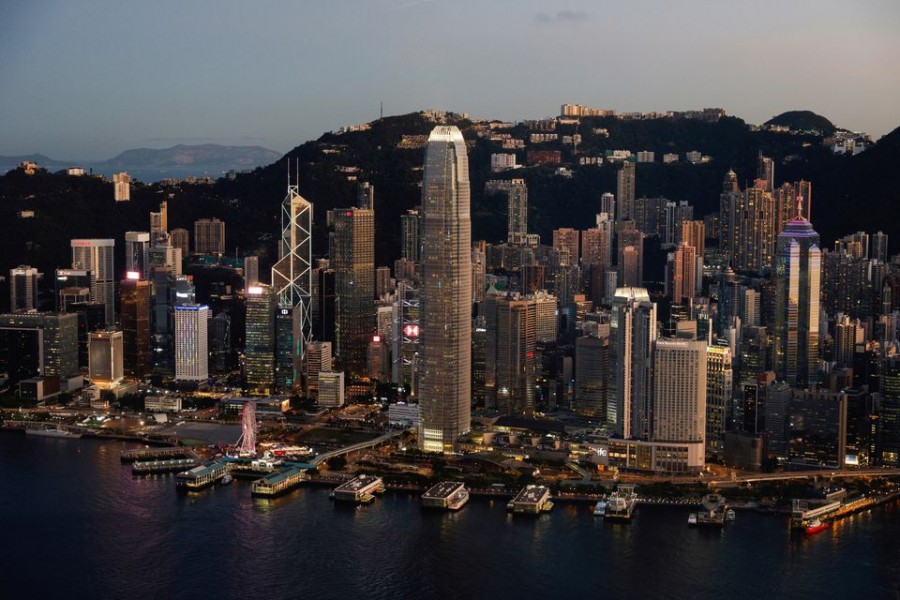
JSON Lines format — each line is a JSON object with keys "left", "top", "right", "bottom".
{"left": 380, "top": 101, "right": 384, "bottom": 120}
{"left": 796, "top": 194, "right": 804, "bottom": 220}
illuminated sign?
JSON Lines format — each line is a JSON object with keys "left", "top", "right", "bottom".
{"left": 247, "top": 286, "right": 264, "bottom": 295}
{"left": 372, "top": 335, "right": 381, "bottom": 343}
{"left": 280, "top": 309, "right": 289, "bottom": 315}
{"left": 403, "top": 324, "right": 420, "bottom": 338}
{"left": 126, "top": 271, "right": 141, "bottom": 280}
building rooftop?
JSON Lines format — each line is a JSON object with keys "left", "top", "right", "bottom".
{"left": 422, "top": 481, "right": 465, "bottom": 500}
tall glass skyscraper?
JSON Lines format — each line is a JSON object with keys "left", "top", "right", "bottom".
{"left": 419, "top": 126, "right": 472, "bottom": 452}
{"left": 71, "top": 239, "right": 115, "bottom": 327}
{"left": 774, "top": 214, "right": 821, "bottom": 387}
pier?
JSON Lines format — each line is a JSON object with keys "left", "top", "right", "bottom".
{"left": 121, "top": 447, "right": 193, "bottom": 463}
{"left": 507, "top": 485, "right": 553, "bottom": 514}
{"left": 133, "top": 457, "right": 199, "bottom": 475}
{"left": 251, "top": 467, "right": 307, "bottom": 498}
{"left": 421, "top": 481, "right": 469, "bottom": 511}
{"left": 175, "top": 460, "right": 229, "bottom": 491}
{"left": 331, "top": 474, "right": 384, "bottom": 504}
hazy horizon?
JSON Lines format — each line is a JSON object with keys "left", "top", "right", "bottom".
{"left": 2, "top": 1, "right": 898, "bottom": 160}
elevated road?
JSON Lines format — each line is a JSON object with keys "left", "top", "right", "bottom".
{"left": 707, "top": 467, "right": 900, "bottom": 488}
{"left": 311, "top": 429, "right": 405, "bottom": 467}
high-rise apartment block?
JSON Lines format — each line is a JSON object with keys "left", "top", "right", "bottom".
{"left": 194, "top": 218, "right": 225, "bottom": 255}
{"left": 113, "top": 172, "right": 131, "bottom": 202}
{"left": 125, "top": 231, "right": 151, "bottom": 277}
{"left": 10, "top": 265, "right": 40, "bottom": 312}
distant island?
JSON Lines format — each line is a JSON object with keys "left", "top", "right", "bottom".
{"left": 0, "top": 144, "right": 283, "bottom": 182}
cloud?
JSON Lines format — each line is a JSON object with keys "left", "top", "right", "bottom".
{"left": 536, "top": 10, "right": 589, "bottom": 24}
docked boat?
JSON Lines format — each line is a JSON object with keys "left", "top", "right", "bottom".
{"left": 26, "top": 427, "right": 81, "bottom": 439}
{"left": 694, "top": 493, "right": 730, "bottom": 526}
{"left": 688, "top": 512, "right": 698, "bottom": 525}
{"left": 604, "top": 485, "right": 638, "bottom": 521}
{"left": 805, "top": 518, "right": 830, "bottom": 535}
{"left": 593, "top": 500, "right": 607, "bottom": 517}
{"left": 221, "top": 474, "right": 234, "bottom": 485}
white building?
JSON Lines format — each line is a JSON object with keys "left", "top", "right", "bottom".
{"left": 490, "top": 153, "right": 518, "bottom": 172}
{"left": 113, "top": 172, "right": 131, "bottom": 202}
{"left": 174, "top": 304, "right": 209, "bottom": 381}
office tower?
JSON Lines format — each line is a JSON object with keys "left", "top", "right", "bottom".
{"left": 774, "top": 214, "right": 821, "bottom": 387}
{"left": 174, "top": 304, "right": 209, "bottom": 381}
{"left": 329, "top": 207, "right": 375, "bottom": 375}
{"left": 419, "top": 125, "right": 472, "bottom": 452}
{"left": 274, "top": 304, "right": 296, "bottom": 390}
{"left": 148, "top": 244, "right": 183, "bottom": 276}
{"left": 124, "top": 232, "right": 151, "bottom": 277}
{"left": 672, "top": 242, "right": 697, "bottom": 305}
{"left": 357, "top": 181, "right": 374, "bottom": 210}
{"left": 600, "top": 192, "right": 615, "bottom": 220}
{"left": 244, "top": 285, "right": 276, "bottom": 392}
{"left": 194, "top": 218, "right": 225, "bottom": 255}
{"left": 553, "top": 228, "right": 579, "bottom": 267}
{"left": 376, "top": 266, "right": 392, "bottom": 299}
{"left": 617, "top": 228, "right": 643, "bottom": 288}
{"left": 169, "top": 228, "right": 190, "bottom": 258}
{"left": 614, "top": 288, "right": 657, "bottom": 440}
{"left": 652, "top": 338, "right": 707, "bottom": 451}
{"left": 367, "top": 335, "right": 390, "bottom": 381}
{"left": 616, "top": 161, "right": 636, "bottom": 222}
{"left": 120, "top": 277, "right": 151, "bottom": 378}
{"left": 401, "top": 210, "right": 421, "bottom": 262}
{"left": 720, "top": 179, "right": 776, "bottom": 273}
{"left": 0, "top": 312, "right": 78, "bottom": 384}
{"left": 71, "top": 239, "right": 115, "bottom": 327}
{"left": 392, "top": 281, "right": 420, "bottom": 397}
{"left": 507, "top": 179, "right": 528, "bottom": 242}
{"left": 575, "top": 327, "right": 610, "bottom": 419}
{"left": 59, "top": 286, "right": 91, "bottom": 313}
{"left": 88, "top": 330, "right": 124, "bottom": 386}
{"left": 472, "top": 242, "right": 487, "bottom": 302}
{"left": 208, "top": 312, "right": 232, "bottom": 373}
{"left": 318, "top": 371, "right": 345, "bottom": 407}
{"left": 305, "top": 341, "right": 332, "bottom": 400}
{"left": 757, "top": 152, "right": 775, "bottom": 192}
{"left": 872, "top": 231, "right": 889, "bottom": 264}
{"left": 151, "top": 273, "right": 195, "bottom": 375}
{"left": 150, "top": 200, "right": 168, "bottom": 245}
{"left": 834, "top": 314, "right": 864, "bottom": 367}
{"left": 775, "top": 181, "right": 812, "bottom": 233}
{"left": 706, "top": 344, "right": 732, "bottom": 456}
{"left": 313, "top": 268, "right": 336, "bottom": 343}
{"left": 664, "top": 201, "right": 693, "bottom": 248}
{"left": 113, "top": 172, "right": 131, "bottom": 202}
{"left": 271, "top": 176, "right": 313, "bottom": 389}
{"left": 484, "top": 294, "right": 537, "bottom": 416}
{"left": 70, "top": 301, "right": 105, "bottom": 368}
{"left": 244, "top": 256, "right": 259, "bottom": 287}
{"left": 10, "top": 266, "right": 40, "bottom": 312}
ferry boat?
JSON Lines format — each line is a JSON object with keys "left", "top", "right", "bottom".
{"left": 805, "top": 518, "right": 830, "bottom": 535}
{"left": 593, "top": 500, "right": 607, "bottom": 517}
{"left": 604, "top": 485, "right": 637, "bottom": 521}
{"left": 693, "top": 493, "right": 730, "bottom": 526}
{"left": 26, "top": 426, "right": 81, "bottom": 439}
{"left": 421, "top": 481, "right": 469, "bottom": 511}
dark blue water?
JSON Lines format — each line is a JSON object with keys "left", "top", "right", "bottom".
{"left": 2, "top": 432, "right": 899, "bottom": 599}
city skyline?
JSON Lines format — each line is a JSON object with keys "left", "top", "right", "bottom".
{"left": 2, "top": 1, "right": 899, "bottom": 160}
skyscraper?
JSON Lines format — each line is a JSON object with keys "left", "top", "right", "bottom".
{"left": 120, "top": 276, "right": 151, "bottom": 378}
{"left": 194, "top": 218, "right": 225, "bottom": 255}
{"left": 672, "top": 241, "right": 697, "bottom": 305}
{"left": 357, "top": 181, "right": 375, "bottom": 210}
{"left": 88, "top": 330, "right": 124, "bottom": 387}
{"left": 244, "top": 285, "right": 276, "bottom": 393}
{"left": 651, "top": 338, "right": 707, "bottom": 470}
{"left": 305, "top": 341, "right": 332, "bottom": 400}
{"left": 419, "top": 126, "right": 472, "bottom": 452}
{"left": 329, "top": 207, "right": 375, "bottom": 375}
{"left": 614, "top": 288, "right": 657, "bottom": 440}
{"left": 774, "top": 213, "right": 822, "bottom": 386}
{"left": 10, "top": 265, "right": 40, "bottom": 312}
{"left": 617, "top": 228, "right": 643, "bottom": 288}
{"left": 169, "top": 228, "right": 190, "bottom": 258}
{"left": 174, "top": 304, "right": 209, "bottom": 381}
{"left": 616, "top": 161, "right": 636, "bottom": 222}
{"left": 401, "top": 210, "right": 421, "bottom": 263}
{"left": 124, "top": 231, "right": 151, "bottom": 277}
{"left": 71, "top": 239, "right": 115, "bottom": 327}
{"left": 483, "top": 293, "right": 536, "bottom": 416}
{"left": 507, "top": 179, "right": 528, "bottom": 243}
{"left": 271, "top": 177, "right": 313, "bottom": 390}
{"left": 553, "top": 228, "right": 579, "bottom": 267}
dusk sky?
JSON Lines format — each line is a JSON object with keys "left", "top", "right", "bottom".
{"left": 2, "top": 0, "right": 898, "bottom": 160}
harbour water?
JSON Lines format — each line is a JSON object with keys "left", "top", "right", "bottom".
{"left": 2, "top": 433, "right": 899, "bottom": 599}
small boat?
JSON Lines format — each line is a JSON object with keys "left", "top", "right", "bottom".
{"left": 593, "top": 500, "right": 607, "bottom": 517}
{"left": 221, "top": 474, "right": 233, "bottom": 485}
{"left": 26, "top": 427, "right": 82, "bottom": 439}
{"left": 688, "top": 512, "right": 698, "bottom": 525}
{"left": 726, "top": 509, "right": 736, "bottom": 522}
{"left": 805, "top": 519, "right": 830, "bottom": 535}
